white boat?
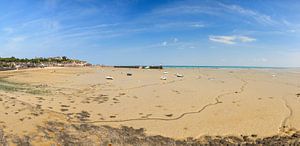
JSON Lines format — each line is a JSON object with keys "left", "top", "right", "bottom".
{"left": 175, "top": 73, "right": 183, "bottom": 78}
{"left": 163, "top": 71, "right": 168, "bottom": 74}
{"left": 160, "top": 76, "right": 167, "bottom": 80}
{"left": 106, "top": 76, "right": 114, "bottom": 80}
{"left": 208, "top": 78, "right": 215, "bottom": 80}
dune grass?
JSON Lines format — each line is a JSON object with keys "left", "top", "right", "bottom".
{"left": 0, "top": 78, "right": 50, "bottom": 95}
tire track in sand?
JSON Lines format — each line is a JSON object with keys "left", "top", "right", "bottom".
{"left": 280, "top": 96, "right": 293, "bottom": 133}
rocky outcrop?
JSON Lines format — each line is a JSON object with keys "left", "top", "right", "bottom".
{"left": 1, "top": 121, "right": 300, "bottom": 146}
{"left": 0, "top": 129, "right": 8, "bottom": 146}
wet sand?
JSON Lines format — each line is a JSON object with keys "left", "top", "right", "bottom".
{"left": 0, "top": 67, "right": 300, "bottom": 145}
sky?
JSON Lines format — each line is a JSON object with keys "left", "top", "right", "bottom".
{"left": 0, "top": 0, "right": 300, "bottom": 67}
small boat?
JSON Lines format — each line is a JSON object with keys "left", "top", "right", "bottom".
{"left": 175, "top": 73, "right": 183, "bottom": 78}
{"left": 160, "top": 76, "right": 167, "bottom": 80}
{"left": 127, "top": 73, "right": 132, "bottom": 76}
{"left": 163, "top": 71, "right": 168, "bottom": 74}
{"left": 106, "top": 76, "right": 114, "bottom": 80}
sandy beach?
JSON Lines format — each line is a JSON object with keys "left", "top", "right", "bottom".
{"left": 0, "top": 67, "right": 300, "bottom": 145}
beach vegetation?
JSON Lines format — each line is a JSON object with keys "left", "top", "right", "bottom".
{"left": 0, "top": 56, "right": 83, "bottom": 64}
{"left": 0, "top": 78, "right": 51, "bottom": 95}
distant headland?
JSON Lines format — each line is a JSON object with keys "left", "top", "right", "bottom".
{"left": 0, "top": 56, "right": 92, "bottom": 71}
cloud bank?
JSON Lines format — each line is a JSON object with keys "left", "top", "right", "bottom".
{"left": 209, "top": 35, "right": 256, "bottom": 44}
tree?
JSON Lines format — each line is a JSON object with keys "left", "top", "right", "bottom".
{"left": 62, "top": 56, "right": 68, "bottom": 61}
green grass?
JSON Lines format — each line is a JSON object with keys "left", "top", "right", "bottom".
{"left": 0, "top": 84, "right": 23, "bottom": 92}
{"left": 26, "top": 89, "right": 51, "bottom": 95}
{"left": 0, "top": 78, "right": 51, "bottom": 95}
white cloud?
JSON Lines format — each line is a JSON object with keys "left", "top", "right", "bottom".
{"left": 10, "top": 36, "right": 27, "bottom": 42}
{"left": 282, "top": 19, "right": 291, "bottom": 26}
{"left": 190, "top": 24, "right": 205, "bottom": 28}
{"left": 254, "top": 58, "right": 268, "bottom": 62}
{"left": 209, "top": 35, "right": 256, "bottom": 44}
{"left": 288, "top": 29, "right": 297, "bottom": 33}
{"left": 173, "top": 38, "right": 179, "bottom": 43}
{"left": 160, "top": 38, "right": 180, "bottom": 47}
{"left": 238, "top": 36, "right": 256, "bottom": 42}
{"left": 44, "top": 0, "right": 59, "bottom": 10}
{"left": 2, "top": 36, "right": 27, "bottom": 51}
{"left": 162, "top": 41, "right": 168, "bottom": 46}
{"left": 151, "top": 1, "right": 276, "bottom": 26}
{"left": 22, "top": 19, "right": 61, "bottom": 30}
{"left": 153, "top": 22, "right": 205, "bottom": 29}
{"left": 219, "top": 3, "right": 276, "bottom": 25}
{"left": 152, "top": 5, "right": 220, "bottom": 16}
{"left": 209, "top": 35, "right": 236, "bottom": 44}
{"left": 2, "top": 27, "right": 15, "bottom": 34}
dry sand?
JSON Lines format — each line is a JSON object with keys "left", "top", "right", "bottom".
{"left": 0, "top": 67, "right": 300, "bottom": 145}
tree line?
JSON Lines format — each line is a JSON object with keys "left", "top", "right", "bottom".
{"left": 0, "top": 56, "right": 83, "bottom": 63}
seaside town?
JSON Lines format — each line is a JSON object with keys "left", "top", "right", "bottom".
{"left": 0, "top": 56, "right": 91, "bottom": 71}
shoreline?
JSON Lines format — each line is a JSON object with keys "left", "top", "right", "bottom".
{"left": 0, "top": 65, "right": 298, "bottom": 73}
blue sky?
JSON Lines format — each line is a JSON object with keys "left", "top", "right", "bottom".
{"left": 0, "top": 0, "right": 300, "bottom": 67}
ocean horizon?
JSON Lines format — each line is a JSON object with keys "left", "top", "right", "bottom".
{"left": 162, "top": 65, "right": 290, "bottom": 69}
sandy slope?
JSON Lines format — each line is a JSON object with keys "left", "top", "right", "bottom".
{"left": 0, "top": 67, "right": 300, "bottom": 144}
